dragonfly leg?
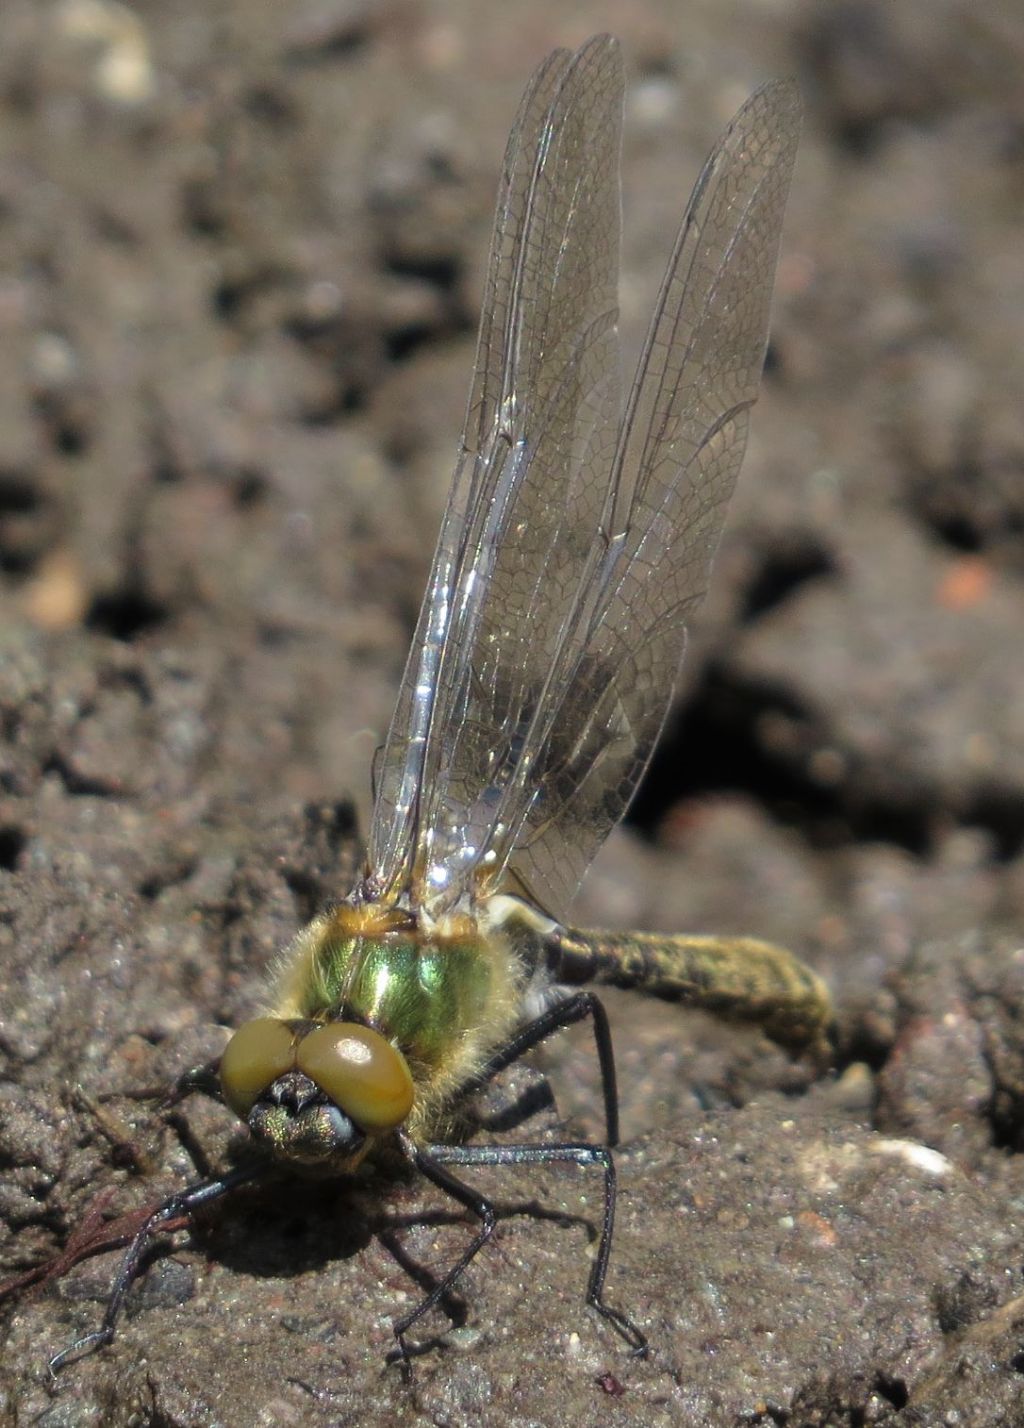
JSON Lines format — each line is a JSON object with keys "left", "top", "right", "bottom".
{"left": 389, "top": 1134, "right": 498, "bottom": 1366}
{"left": 396, "top": 1131, "right": 646, "bottom": 1358}
{"left": 110, "top": 1057, "right": 224, "bottom": 1112}
{"left": 48, "top": 1162, "right": 264, "bottom": 1375}
{"left": 465, "top": 991, "right": 619, "bottom": 1145}
{"left": 165, "top": 1058, "right": 224, "bottom": 1107}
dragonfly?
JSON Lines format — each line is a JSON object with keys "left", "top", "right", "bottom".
{"left": 43, "top": 33, "right": 831, "bottom": 1369}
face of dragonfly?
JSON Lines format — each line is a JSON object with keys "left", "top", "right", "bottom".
{"left": 359, "top": 35, "right": 800, "bottom": 928}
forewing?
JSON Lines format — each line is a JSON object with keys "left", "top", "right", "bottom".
{"left": 366, "top": 36, "right": 624, "bottom": 907}
{"left": 508, "top": 80, "right": 802, "bottom": 917}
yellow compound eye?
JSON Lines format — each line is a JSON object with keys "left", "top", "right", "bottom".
{"left": 220, "top": 1018, "right": 297, "bottom": 1119}
{"left": 296, "top": 1022, "right": 414, "bottom": 1132}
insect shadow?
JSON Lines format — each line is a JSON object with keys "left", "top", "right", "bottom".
{"left": 2, "top": 1058, "right": 600, "bottom": 1359}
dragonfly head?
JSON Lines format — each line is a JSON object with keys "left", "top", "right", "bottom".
{"left": 219, "top": 1017, "right": 415, "bottom": 1168}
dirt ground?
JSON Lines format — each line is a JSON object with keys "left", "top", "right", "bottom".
{"left": 1, "top": 1, "right": 1024, "bottom": 1425}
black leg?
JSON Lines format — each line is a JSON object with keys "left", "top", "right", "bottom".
{"left": 461, "top": 991, "right": 620, "bottom": 1147}
{"left": 395, "top": 1130, "right": 647, "bottom": 1360}
{"left": 48, "top": 1162, "right": 264, "bottom": 1375}
{"left": 112, "top": 1057, "right": 224, "bottom": 1110}
{"left": 389, "top": 1135, "right": 498, "bottom": 1365}
{"left": 165, "top": 1058, "right": 224, "bottom": 1107}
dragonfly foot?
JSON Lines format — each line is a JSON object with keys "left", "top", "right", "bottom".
{"left": 48, "top": 1326, "right": 113, "bottom": 1376}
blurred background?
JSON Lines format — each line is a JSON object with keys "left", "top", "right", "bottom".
{"left": 1, "top": 1, "right": 1024, "bottom": 1422}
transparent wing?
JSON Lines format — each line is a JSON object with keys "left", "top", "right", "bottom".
{"left": 366, "top": 35, "right": 625, "bottom": 909}
{"left": 366, "top": 39, "right": 800, "bottom": 924}
{"left": 507, "top": 79, "right": 802, "bottom": 916}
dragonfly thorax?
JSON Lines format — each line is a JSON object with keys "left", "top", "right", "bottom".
{"left": 224, "top": 899, "right": 534, "bottom": 1149}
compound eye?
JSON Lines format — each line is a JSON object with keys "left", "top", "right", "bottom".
{"left": 220, "top": 1018, "right": 297, "bottom": 1119}
{"left": 296, "top": 1022, "right": 414, "bottom": 1132}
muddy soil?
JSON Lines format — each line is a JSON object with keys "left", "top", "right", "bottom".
{"left": 1, "top": 2, "right": 1023, "bottom": 1425}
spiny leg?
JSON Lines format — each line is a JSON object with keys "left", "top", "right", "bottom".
{"left": 48, "top": 1162, "right": 264, "bottom": 1374}
{"left": 461, "top": 991, "right": 620, "bottom": 1145}
{"left": 390, "top": 1133, "right": 498, "bottom": 1364}
{"left": 165, "top": 1058, "right": 224, "bottom": 1106}
{"left": 108, "top": 1056, "right": 224, "bottom": 1111}
{"left": 395, "top": 1131, "right": 646, "bottom": 1361}
{"left": 390, "top": 994, "right": 638, "bottom": 1358}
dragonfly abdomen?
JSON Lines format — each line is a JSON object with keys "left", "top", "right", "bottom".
{"left": 546, "top": 925, "right": 833, "bottom": 1061}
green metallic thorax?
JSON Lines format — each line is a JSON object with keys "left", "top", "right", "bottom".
{"left": 290, "top": 923, "right": 500, "bottom": 1077}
